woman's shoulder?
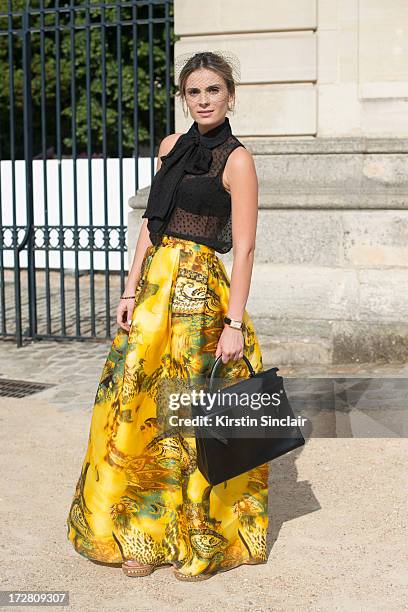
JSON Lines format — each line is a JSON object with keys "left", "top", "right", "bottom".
{"left": 221, "top": 139, "right": 257, "bottom": 192}
{"left": 158, "top": 132, "right": 184, "bottom": 158}
{"left": 226, "top": 139, "right": 255, "bottom": 170}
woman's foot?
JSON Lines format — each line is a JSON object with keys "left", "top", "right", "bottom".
{"left": 173, "top": 568, "right": 214, "bottom": 581}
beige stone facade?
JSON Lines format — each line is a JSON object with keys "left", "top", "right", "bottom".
{"left": 129, "top": 1, "right": 408, "bottom": 365}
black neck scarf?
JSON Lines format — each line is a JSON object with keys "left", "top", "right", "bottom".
{"left": 142, "top": 116, "right": 233, "bottom": 244}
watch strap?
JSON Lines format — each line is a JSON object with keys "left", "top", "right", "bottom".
{"left": 224, "top": 316, "right": 242, "bottom": 330}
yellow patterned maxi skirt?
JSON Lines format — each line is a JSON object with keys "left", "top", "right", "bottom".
{"left": 66, "top": 234, "right": 269, "bottom": 577}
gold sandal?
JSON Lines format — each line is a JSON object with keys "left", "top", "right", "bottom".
{"left": 173, "top": 568, "right": 214, "bottom": 582}
{"left": 122, "top": 560, "right": 156, "bottom": 577}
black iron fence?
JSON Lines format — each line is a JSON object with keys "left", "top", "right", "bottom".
{"left": 0, "top": 0, "right": 174, "bottom": 346}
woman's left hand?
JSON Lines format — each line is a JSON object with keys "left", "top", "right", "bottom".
{"left": 215, "top": 325, "right": 244, "bottom": 364}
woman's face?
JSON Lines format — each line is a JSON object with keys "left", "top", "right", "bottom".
{"left": 183, "top": 68, "right": 233, "bottom": 131}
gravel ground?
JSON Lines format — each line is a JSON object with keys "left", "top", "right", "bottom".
{"left": 0, "top": 339, "right": 407, "bottom": 611}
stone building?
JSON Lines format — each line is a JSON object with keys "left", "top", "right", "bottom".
{"left": 129, "top": 0, "right": 408, "bottom": 365}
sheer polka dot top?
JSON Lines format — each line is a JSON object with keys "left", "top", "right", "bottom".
{"left": 162, "top": 134, "right": 245, "bottom": 254}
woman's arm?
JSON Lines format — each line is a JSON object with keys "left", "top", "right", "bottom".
{"left": 215, "top": 146, "right": 259, "bottom": 363}
{"left": 122, "top": 132, "right": 183, "bottom": 297}
{"left": 121, "top": 218, "right": 152, "bottom": 297}
{"left": 226, "top": 146, "right": 259, "bottom": 321}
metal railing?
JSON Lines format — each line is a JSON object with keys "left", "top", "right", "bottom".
{"left": 0, "top": 0, "right": 174, "bottom": 346}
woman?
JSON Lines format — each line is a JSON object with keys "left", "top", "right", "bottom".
{"left": 66, "top": 51, "right": 269, "bottom": 581}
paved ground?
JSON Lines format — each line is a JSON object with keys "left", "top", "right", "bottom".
{"left": 0, "top": 338, "right": 407, "bottom": 611}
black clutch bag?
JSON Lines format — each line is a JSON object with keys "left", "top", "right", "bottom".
{"left": 194, "top": 355, "right": 305, "bottom": 486}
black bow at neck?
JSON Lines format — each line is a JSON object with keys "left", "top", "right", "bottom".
{"left": 142, "top": 116, "right": 233, "bottom": 244}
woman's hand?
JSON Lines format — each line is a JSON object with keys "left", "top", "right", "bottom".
{"left": 215, "top": 325, "right": 244, "bottom": 364}
{"left": 116, "top": 296, "right": 136, "bottom": 333}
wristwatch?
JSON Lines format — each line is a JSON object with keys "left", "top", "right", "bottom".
{"left": 224, "top": 316, "right": 243, "bottom": 330}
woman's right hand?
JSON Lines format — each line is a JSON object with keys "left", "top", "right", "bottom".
{"left": 117, "top": 296, "right": 136, "bottom": 333}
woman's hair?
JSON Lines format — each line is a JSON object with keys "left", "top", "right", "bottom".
{"left": 176, "top": 51, "right": 237, "bottom": 117}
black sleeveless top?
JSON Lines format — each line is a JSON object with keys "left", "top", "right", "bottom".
{"left": 161, "top": 134, "right": 245, "bottom": 254}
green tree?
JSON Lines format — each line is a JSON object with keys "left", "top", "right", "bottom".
{"left": 0, "top": 0, "right": 175, "bottom": 159}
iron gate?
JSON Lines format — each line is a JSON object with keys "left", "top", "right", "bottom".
{"left": 0, "top": 0, "right": 174, "bottom": 346}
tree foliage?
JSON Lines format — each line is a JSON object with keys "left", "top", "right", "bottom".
{"left": 0, "top": 0, "right": 175, "bottom": 159}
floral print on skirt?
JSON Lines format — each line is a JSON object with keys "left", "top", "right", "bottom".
{"left": 66, "top": 234, "right": 269, "bottom": 577}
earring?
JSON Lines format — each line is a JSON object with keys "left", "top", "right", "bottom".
{"left": 227, "top": 98, "right": 236, "bottom": 114}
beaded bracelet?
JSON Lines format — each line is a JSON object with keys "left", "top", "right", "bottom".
{"left": 121, "top": 295, "right": 135, "bottom": 300}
